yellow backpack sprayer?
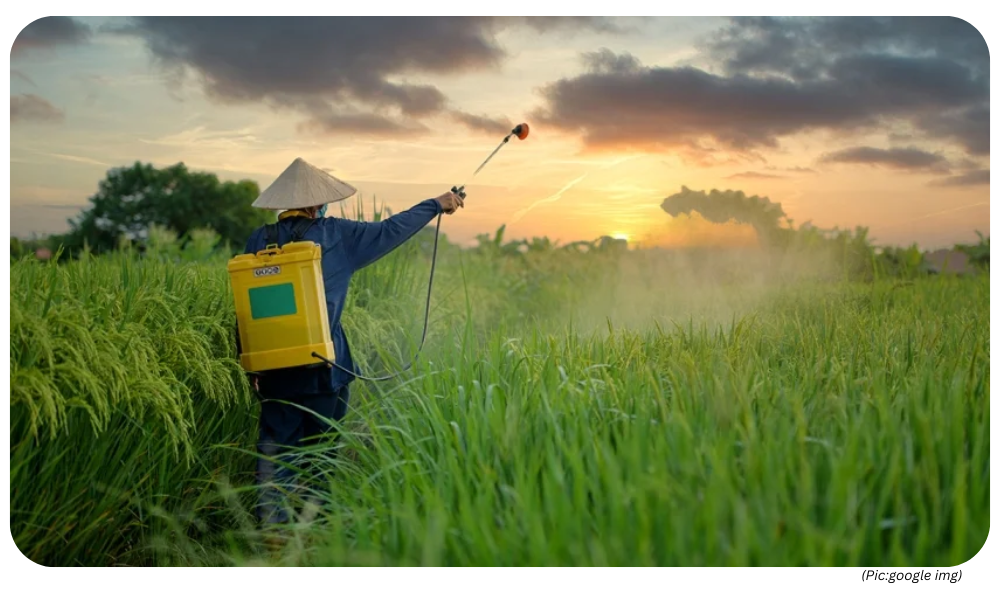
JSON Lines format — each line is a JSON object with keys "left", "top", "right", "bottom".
{"left": 228, "top": 123, "right": 530, "bottom": 381}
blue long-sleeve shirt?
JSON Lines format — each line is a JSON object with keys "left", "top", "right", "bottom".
{"left": 243, "top": 198, "right": 443, "bottom": 397}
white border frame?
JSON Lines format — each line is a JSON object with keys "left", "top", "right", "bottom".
{"left": 3, "top": 4, "right": 993, "bottom": 597}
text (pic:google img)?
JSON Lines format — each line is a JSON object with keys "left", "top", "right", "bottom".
{"left": 862, "top": 570, "right": 962, "bottom": 583}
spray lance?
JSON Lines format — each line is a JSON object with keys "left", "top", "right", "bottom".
{"left": 311, "top": 122, "right": 530, "bottom": 381}
{"left": 450, "top": 123, "right": 530, "bottom": 201}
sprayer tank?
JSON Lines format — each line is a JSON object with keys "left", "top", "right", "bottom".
{"left": 227, "top": 241, "right": 334, "bottom": 372}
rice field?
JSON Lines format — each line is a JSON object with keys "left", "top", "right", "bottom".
{"left": 9, "top": 226, "right": 989, "bottom": 566}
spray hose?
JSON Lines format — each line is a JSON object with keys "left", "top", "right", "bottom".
{"left": 310, "top": 211, "right": 443, "bottom": 382}
{"left": 309, "top": 123, "right": 528, "bottom": 382}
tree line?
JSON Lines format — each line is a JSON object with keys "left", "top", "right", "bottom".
{"left": 9, "top": 162, "right": 989, "bottom": 278}
{"left": 11, "top": 161, "right": 274, "bottom": 260}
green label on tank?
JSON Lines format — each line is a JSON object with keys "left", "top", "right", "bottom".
{"left": 249, "top": 283, "right": 297, "bottom": 319}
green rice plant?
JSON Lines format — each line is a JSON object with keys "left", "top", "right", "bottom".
{"left": 250, "top": 276, "right": 988, "bottom": 567}
{"left": 7, "top": 201, "right": 435, "bottom": 566}
{"left": 9, "top": 253, "right": 259, "bottom": 565}
{"left": 9, "top": 213, "right": 989, "bottom": 567}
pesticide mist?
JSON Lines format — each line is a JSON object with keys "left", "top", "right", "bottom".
{"left": 9, "top": 191, "right": 989, "bottom": 567}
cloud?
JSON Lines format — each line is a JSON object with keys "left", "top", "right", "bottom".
{"left": 582, "top": 48, "right": 643, "bottom": 74}
{"left": 534, "top": 17, "right": 989, "bottom": 160}
{"left": 726, "top": 171, "right": 785, "bottom": 180}
{"left": 929, "top": 169, "right": 990, "bottom": 187}
{"left": 819, "top": 146, "right": 951, "bottom": 172}
{"left": 917, "top": 105, "right": 989, "bottom": 156}
{"left": 705, "top": 17, "right": 987, "bottom": 79}
{"left": 12, "top": 16, "right": 91, "bottom": 57}
{"left": 297, "top": 112, "right": 429, "bottom": 137}
{"left": 120, "top": 17, "right": 613, "bottom": 136}
{"left": 452, "top": 110, "right": 511, "bottom": 135}
{"left": 534, "top": 56, "right": 879, "bottom": 152}
{"left": 770, "top": 166, "right": 816, "bottom": 173}
{"left": 11, "top": 94, "right": 64, "bottom": 123}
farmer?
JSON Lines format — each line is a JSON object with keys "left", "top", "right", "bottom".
{"left": 242, "top": 157, "right": 464, "bottom": 525}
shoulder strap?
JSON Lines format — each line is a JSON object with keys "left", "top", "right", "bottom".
{"left": 290, "top": 218, "right": 316, "bottom": 241}
{"left": 263, "top": 218, "right": 315, "bottom": 249}
{"left": 264, "top": 223, "right": 279, "bottom": 247}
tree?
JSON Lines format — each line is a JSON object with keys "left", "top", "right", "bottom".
{"left": 63, "top": 161, "right": 274, "bottom": 254}
{"left": 955, "top": 231, "right": 989, "bottom": 272}
{"left": 660, "top": 186, "right": 787, "bottom": 248}
{"left": 10, "top": 237, "right": 23, "bottom": 260}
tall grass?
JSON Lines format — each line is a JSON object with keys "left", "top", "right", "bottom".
{"left": 230, "top": 276, "right": 988, "bottom": 566}
{"left": 10, "top": 250, "right": 256, "bottom": 565}
{"left": 8, "top": 213, "right": 989, "bottom": 566}
{"left": 8, "top": 203, "right": 431, "bottom": 566}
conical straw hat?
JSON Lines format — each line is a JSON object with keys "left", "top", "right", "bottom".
{"left": 252, "top": 157, "right": 357, "bottom": 209}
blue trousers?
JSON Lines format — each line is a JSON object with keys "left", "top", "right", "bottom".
{"left": 255, "top": 385, "right": 350, "bottom": 524}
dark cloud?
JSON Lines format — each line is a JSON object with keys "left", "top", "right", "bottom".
{"left": 534, "top": 56, "right": 879, "bottom": 152}
{"left": 296, "top": 112, "right": 428, "bottom": 137}
{"left": 451, "top": 110, "right": 511, "bottom": 134}
{"left": 11, "top": 94, "right": 64, "bottom": 123}
{"left": 953, "top": 157, "right": 984, "bottom": 170}
{"left": 917, "top": 105, "right": 989, "bottom": 156}
{"left": 582, "top": 48, "right": 643, "bottom": 74}
{"left": 121, "top": 17, "right": 613, "bottom": 136}
{"left": 819, "top": 146, "right": 951, "bottom": 172}
{"left": 12, "top": 16, "right": 90, "bottom": 57}
{"left": 929, "top": 169, "right": 989, "bottom": 187}
{"left": 705, "top": 17, "right": 988, "bottom": 79}
{"left": 519, "top": 16, "right": 622, "bottom": 34}
{"left": 535, "top": 17, "right": 989, "bottom": 160}
{"left": 726, "top": 171, "right": 785, "bottom": 180}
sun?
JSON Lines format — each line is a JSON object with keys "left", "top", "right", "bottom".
{"left": 610, "top": 232, "right": 631, "bottom": 242}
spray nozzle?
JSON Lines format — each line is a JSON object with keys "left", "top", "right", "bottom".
{"left": 452, "top": 122, "right": 530, "bottom": 200}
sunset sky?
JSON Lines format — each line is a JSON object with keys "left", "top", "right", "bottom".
{"left": 9, "top": 16, "right": 990, "bottom": 249}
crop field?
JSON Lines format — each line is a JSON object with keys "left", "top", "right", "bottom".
{"left": 9, "top": 218, "right": 989, "bottom": 567}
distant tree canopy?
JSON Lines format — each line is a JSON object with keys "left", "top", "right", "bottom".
{"left": 660, "top": 186, "right": 788, "bottom": 246}
{"left": 659, "top": 185, "right": 879, "bottom": 279}
{"left": 955, "top": 231, "right": 989, "bottom": 271}
{"left": 62, "top": 161, "right": 273, "bottom": 254}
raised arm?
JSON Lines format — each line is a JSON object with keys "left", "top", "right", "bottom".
{"left": 339, "top": 192, "right": 463, "bottom": 271}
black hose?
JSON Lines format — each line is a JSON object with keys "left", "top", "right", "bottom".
{"left": 311, "top": 211, "right": 444, "bottom": 382}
